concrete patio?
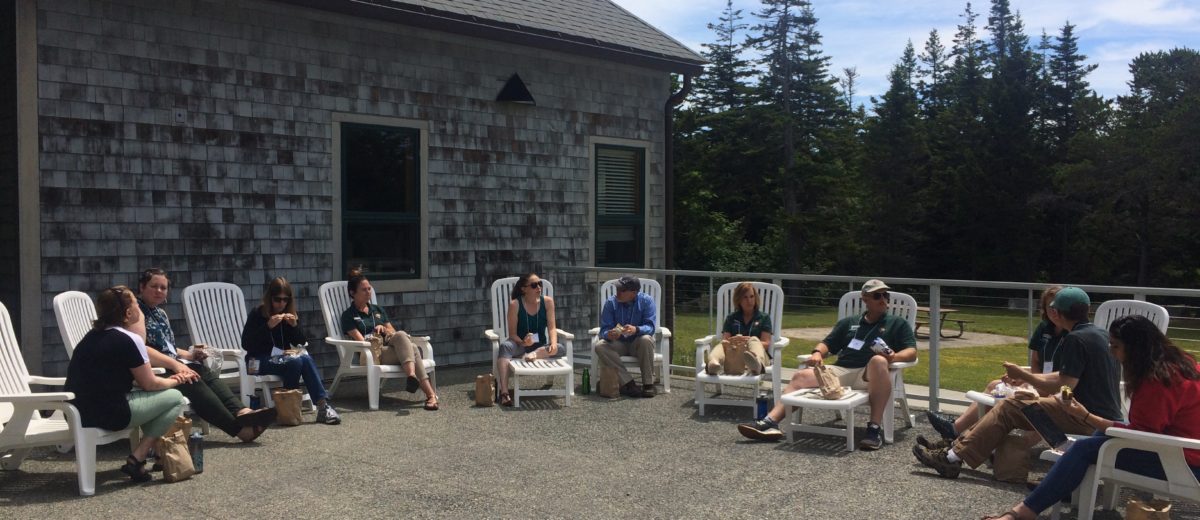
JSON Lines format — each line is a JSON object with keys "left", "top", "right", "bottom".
{"left": 0, "top": 366, "right": 1162, "bottom": 519}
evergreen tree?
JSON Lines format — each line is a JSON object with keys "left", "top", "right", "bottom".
{"left": 694, "top": 0, "right": 753, "bottom": 113}
{"left": 917, "top": 29, "right": 949, "bottom": 119}
{"left": 1044, "top": 22, "right": 1100, "bottom": 156}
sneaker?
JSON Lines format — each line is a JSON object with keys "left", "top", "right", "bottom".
{"left": 916, "top": 434, "right": 951, "bottom": 451}
{"left": 619, "top": 380, "right": 643, "bottom": 398}
{"left": 912, "top": 444, "right": 962, "bottom": 478}
{"left": 859, "top": 422, "right": 883, "bottom": 451}
{"left": 317, "top": 402, "right": 341, "bottom": 425}
{"left": 640, "top": 384, "right": 656, "bottom": 398}
{"left": 737, "top": 418, "right": 783, "bottom": 442}
{"left": 742, "top": 351, "right": 762, "bottom": 375}
{"left": 926, "top": 411, "right": 958, "bottom": 440}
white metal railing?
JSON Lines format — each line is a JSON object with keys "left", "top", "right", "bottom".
{"left": 548, "top": 266, "right": 1200, "bottom": 412}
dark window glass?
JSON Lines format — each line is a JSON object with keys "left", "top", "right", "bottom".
{"left": 595, "top": 145, "right": 644, "bottom": 267}
{"left": 341, "top": 123, "right": 421, "bottom": 279}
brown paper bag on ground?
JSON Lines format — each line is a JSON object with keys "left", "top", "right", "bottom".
{"left": 271, "top": 388, "right": 304, "bottom": 426}
{"left": 1125, "top": 498, "right": 1171, "bottom": 520}
{"left": 721, "top": 340, "right": 748, "bottom": 375}
{"left": 598, "top": 366, "right": 621, "bottom": 398}
{"left": 156, "top": 427, "right": 195, "bottom": 483}
{"left": 990, "top": 435, "right": 1032, "bottom": 483}
{"left": 475, "top": 374, "right": 496, "bottom": 407}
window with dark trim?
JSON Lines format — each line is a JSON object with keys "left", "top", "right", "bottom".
{"left": 594, "top": 144, "right": 645, "bottom": 267}
{"left": 341, "top": 123, "right": 422, "bottom": 279}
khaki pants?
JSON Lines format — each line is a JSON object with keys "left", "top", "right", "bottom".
{"left": 594, "top": 335, "right": 656, "bottom": 386}
{"left": 706, "top": 337, "right": 768, "bottom": 375}
{"left": 382, "top": 331, "right": 427, "bottom": 381}
{"left": 952, "top": 396, "right": 1093, "bottom": 469}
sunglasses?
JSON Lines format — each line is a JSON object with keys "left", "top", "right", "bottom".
{"left": 869, "top": 292, "right": 890, "bottom": 301}
{"left": 526, "top": 281, "right": 542, "bottom": 289}
{"left": 273, "top": 296, "right": 291, "bottom": 303}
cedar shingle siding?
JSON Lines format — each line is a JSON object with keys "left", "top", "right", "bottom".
{"left": 29, "top": 0, "right": 687, "bottom": 374}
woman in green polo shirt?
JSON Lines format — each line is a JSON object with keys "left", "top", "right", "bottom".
{"left": 339, "top": 267, "right": 439, "bottom": 410}
{"left": 706, "top": 282, "right": 772, "bottom": 375}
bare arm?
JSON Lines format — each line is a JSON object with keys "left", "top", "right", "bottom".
{"left": 507, "top": 299, "right": 522, "bottom": 344}
{"left": 1004, "top": 362, "right": 1069, "bottom": 395}
{"left": 886, "top": 346, "right": 918, "bottom": 364}
{"left": 545, "top": 296, "right": 558, "bottom": 354}
{"left": 758, "top": 331, "right": 772, "bottom": 346}
{"left": 130, "top": 363, "right": 180, "bottom": 391}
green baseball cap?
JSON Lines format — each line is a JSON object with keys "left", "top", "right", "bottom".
{"left": 1050, "top": 286, "right": 1090, "bottom": 312}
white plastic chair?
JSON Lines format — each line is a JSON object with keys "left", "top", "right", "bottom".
{"left": 0, "top": 300, "right": 134, "bottom": 496}
{"left": 317, "top": 281, "right": 436, "bottom": 410}
{"left": 834, "top": 290, "right": 919, "bottom": 434}
{"left": 483, "top": 277, "right": 575, "bottom": 407}
{"left": 1094, "top": 300, "right": 1169, "bottom": 333}
{"left": 588, "top": 278, "right": 672, "bottom": 393}
{"left": 1071, "top": 427, "right": 1200, "bottom": 520}
{"left": 693, "top": 281, "right": 789, "bottom": 416}
{"left": 53, "top": 291, "right": 96, "bottom": 357}
{"left": 181, "top": 282, "right": 311, "bottom": 410}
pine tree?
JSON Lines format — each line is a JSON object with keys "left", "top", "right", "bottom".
{"left": 694, "top": 0, "right": 753, "bottom": 113}
{"left": 917, "top": 29, "right": 949, "bottom": 119}
{"left": 1044, "top": 22, "right": 1100, "bottom": 156}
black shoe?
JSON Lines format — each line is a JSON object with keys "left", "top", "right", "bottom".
{"left": 640, "top": 384, "right": 657, "bottom": 398}
{"left": 406, "top": 376, "right": 420, "bottom": 393}
{"left": 619, "top": 381, "right": 643, "bottom": 398}
{"left": 236, "top": 407, "right": 277, "bottom": 428}
{"left": 912, "top": 444, "right": 962, "bottom": 478}
{"left": 119, "top": 454, "right": 152, "bottom": 483}
{"left": 925, "top": 411, "right": 958, "bottom": 440}
{"left": 916, "top": 434, "right": 951, "bottom": 451}
{"left": 859, "top": 422, "right": 883, "bottom": 451}
{"left": 737, "top": 418, "right": 783, "bottom": 441}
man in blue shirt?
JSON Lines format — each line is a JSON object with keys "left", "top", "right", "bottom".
{"left": 595, "top": 276, "right": 658, "bottom": 398}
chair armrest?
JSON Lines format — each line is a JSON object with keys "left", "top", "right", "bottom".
{"left": 325, "top": 336, "right": 369, "bottom": 348}
{"left": 220, "top": 349, "right": 246, "bottom": 360}
{"left": 0, "top": 392, "right": 76, "bottom": 403}
{"left": 694, "top": 335, "right": 716, "bottom": 347}
{"left": 659, "top": 327, "right": 672, "bottom": 338}
{"left": 588, "top": 327, "right": 599, "bottom": 336}
{"left": 1105, "top": 427, "right": 1200, "bottom": 450}
{"left": 411, "top": 336, "right": 432, "bottom": 345}
{"left": 889, "top": 361, "right": 917, "bottom": 370}
{"left": 27, "top": 376, "right": 66, "bottom": 386}
{"left": 771, "top": 338, "right": 789, "bottom": 352}
{"left": 965, "top": 390, "right": 997, "bottom": 407}
{"left": 484, "top": 329, "right": 500, "bottom": 341}
{"left": 557, "top": 329, "right": 574, "bottom": 341}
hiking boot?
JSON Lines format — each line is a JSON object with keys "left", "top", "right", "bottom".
{"left": 913, "top": 444, "right": 962, "bottom": 478}
{"left": 619, "top": 380, "right": 643, "bottom": 398}
{"left": 926, "top": 411, "right": 958, "bottom": 440}
{"left": 859, "top": 422, "right": 883, "bottom": 451}
{"left": 317, "top": 402, "right": 341, "bottom": 425}
{"left": 916, "top": 434, "right": 951, "bottom": 451}
{"left": 737, "top": 418, "right": 783, "bottom": 442}
{"left": 742, "top": 351, "right": 762, "bottom": 376}
{"left": 640, "top": 384, "right": 656, "bottom": 398}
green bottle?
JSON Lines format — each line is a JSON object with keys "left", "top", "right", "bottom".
{"left": 580, "top": 367, "right": 591, "bottom": 395}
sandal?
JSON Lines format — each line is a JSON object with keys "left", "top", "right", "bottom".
{"left": 119, "top": 454, "right": 152, "bottom": 483}
{"left": 235, "top": 407, "right": 277, "bottom": 428}
{"left": 423, "top": 395, "right": 440, "bottom": 411}
{"left": 498, "top": 392, "right": 513, "bottom": 407}
{"left": 980, "top": 511, "right": 1020, "bottom": 520}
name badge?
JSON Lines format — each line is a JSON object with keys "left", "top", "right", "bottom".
{"left": 530, "top": 333, "right": 541, "bottom": 343}
{"left": 271, "top": 347, "right": 285, "bottom": 357}
{"left": 1042, "top": 361, "right": 1054, "bottom": 374}
{"left": 848, "top": 338, "right": 865, "bottom": 351}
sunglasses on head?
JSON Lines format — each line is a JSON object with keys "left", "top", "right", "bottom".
{"left": 869, "top": 292, "right": 889, "bottom": 300}
{"left": 273, "top": 296, "right": 291, "bottom": 303}
{"left": 526, "top": 281, "right": 542, "bottom": 289}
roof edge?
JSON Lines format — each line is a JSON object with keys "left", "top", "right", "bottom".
{"left": 273, "top": 0, "right": 705, "bottom": 75}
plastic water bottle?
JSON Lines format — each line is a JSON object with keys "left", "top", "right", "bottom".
{"left": 188, "top": 431, "right": 204, "bottom": 473}
{"left": 580, "top": 368, "right": 591, "bottom": 395}
{"left": 756, "top": 392, "right": 770, "bottom": 419}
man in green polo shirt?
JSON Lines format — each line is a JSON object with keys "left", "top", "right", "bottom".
{"left": 738, "top": 279, "right": 918, "bottom": 450}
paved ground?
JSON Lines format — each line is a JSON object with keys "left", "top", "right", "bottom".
{"left": 0, "top": 367, "right": 1170, "bottom": 519}
{"left": 779, "top": 327, "right": 1026, "bottom": 349}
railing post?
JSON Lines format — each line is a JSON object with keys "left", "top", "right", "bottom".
{"left": 708, "top": 276, "right": 714, "bottom": 335}
{"left": 928, "top": 284, "right": 941, "bottom": 413}
{"left": 1028, "top": 288, "right": 1035, "bottom": 366}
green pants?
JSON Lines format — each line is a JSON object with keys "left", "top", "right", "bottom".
{"left": 126, "top": 389, "right": 186, "bottom": 438}
{"left": 167, "top": 363, "right": 245, "bottom": 437}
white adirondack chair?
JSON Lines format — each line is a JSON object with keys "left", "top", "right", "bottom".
{"left": 0, "top": 300, "right": 134, "bottom": 496}
{"left": 317, "top": 281, "right": 436, "bottom": 410}
{"left": 1094, "top": 299, "right": 1169, "bottom": 333}
{"left": 53, "top": 291, "right": 95, "bottom": 357}
{"left": 181, "top": 282, "right": 310, "bottom": 409}
{"left": 588, "top": 278, "right": 672, "bottom": 393}
{"left": 693, "top": 281, "right": 789, "bottom": 416}
{"left": 483, "top": 278, "right": 575, "bottom": 407}
{"left": 834, "top": 290, "right": 920, "bottom": 432}
{"left": 1072, "top": 427, "right": 1200, "bottom": 520}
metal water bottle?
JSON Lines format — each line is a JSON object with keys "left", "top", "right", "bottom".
{"left": 188, "top": 431, "right": 204, "bottom": 473}
{"left": 756, "top": 392, "right": 770, "bottom": 419}
{"left": 580, "top": 367, "right": 591, "bottom": 395}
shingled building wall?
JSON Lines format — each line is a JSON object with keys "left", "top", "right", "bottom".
{"left": 33, "top": 0, "right": 669, "bottom": 374}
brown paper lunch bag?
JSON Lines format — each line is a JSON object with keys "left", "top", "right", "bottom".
{"left": 156, "top": 427, "right": 196, "bottom": 483}
{"left": 598, "top": 366, "right": 621, "bottom": 398}
{"left": 475, "top": 374, "right": 496, "bottom": 407}
{"left": 271, "top": 388, "right": 304, "bottom": 426}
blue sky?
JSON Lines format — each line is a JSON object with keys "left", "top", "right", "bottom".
{"left": 612, "top": 0, "right": 1200, "bottom": 107}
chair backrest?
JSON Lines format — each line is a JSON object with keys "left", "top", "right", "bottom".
{"left": 597, "top": 277, "right": 662, "bottom": 329}
{"left": 0, "top": 301, "right": 32, "bottom": 425}
{"left": 180, "top": 282, "right": 248, "bottom": 351}
{"left": 837, "top": 290, "right": 919, "bottom": 329}
{"left": 488, "top": 277, "right": 556, "bottom": 339}
{"left": 53, "top": 291, "right": 97, "bottom": 358}
{"left": 318, "top": 280, "right": 379, "bottom": 339}
{"left": 710, "top": 282, "right": 785, "bottom": 339}
{"left": 1093, "top": 299, "right": 1169, "bottom": 334}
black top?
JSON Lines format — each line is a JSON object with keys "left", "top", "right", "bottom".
{"left": 240, "top": 308, "right": 307, "bottom": 361}
{"left": 65, "top": 328, "right": 148, "bottom": 431}
{"left": 1058, "top": 321, "right": 1124, "bottom": 421}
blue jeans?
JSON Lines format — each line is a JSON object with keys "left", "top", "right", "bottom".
{"left": 1025, "top": 433, "right": 1200, "bottom": 513}
{"left": 257, "top": 354, "right": 328, "bottom": 404}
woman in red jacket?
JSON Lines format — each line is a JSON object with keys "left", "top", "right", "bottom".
{"left": 982, "top": 314, "right": 1200, "bottom": 520}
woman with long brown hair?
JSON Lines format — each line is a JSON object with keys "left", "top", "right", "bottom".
{"left": 705, "top": 282, "right": 771, "bottom": 376}
{"left": 495, "top": 272, "right": 562, "bottom": 406}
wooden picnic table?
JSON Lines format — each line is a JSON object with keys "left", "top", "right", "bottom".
{"left": 915, "top": 306, "right": 974, "bottom": 339}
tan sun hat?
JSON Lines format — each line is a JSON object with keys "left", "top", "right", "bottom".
{"left": 861, "top": 279, "right": 890, "bottom": 294}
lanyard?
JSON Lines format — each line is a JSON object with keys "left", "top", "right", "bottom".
{"left": 524, "top": 297, "right": 540, "bottom": 336}
{"left": 854, "top": 316, "right": 883, "bottom": 342}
